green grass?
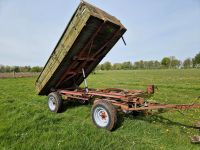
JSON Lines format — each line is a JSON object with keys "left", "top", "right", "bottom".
{"left": 0, "top": 69, "right": 200, "bottom": 150}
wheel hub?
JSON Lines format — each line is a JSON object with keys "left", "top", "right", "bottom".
{"left": 93, "top": 106, "right": 109, "bottom": 127}
{"left": 48, "top": 97, "right": 56, "bottom": 111}
{"left": 100, "top": 111, "right": 107, "bottom": 120}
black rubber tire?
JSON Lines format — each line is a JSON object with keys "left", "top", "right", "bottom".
{"left": 48, "top": 92, "right": 63, "bottom": 113}
{"left": 91, "top": 99, "right": 117, "bottom": 131}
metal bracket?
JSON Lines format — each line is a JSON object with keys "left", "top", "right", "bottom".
{"left": 82, "top": 68, "right": 89, "bottom": 93}
{"left": 121, "top": 36, "right": 126, "bottom": 46}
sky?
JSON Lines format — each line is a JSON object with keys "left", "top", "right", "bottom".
{"left": 0, "top": 0, "right": 200, "bottom": 66}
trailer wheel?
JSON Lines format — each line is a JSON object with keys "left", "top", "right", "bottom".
{"left": 91, "top": 100, "right": 117, "bottom": 131}
{"left": 48, "top": 92, "right": 63, "bottom": 113}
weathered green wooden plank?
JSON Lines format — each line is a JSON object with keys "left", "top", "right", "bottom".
{"left": 36, "top": 2, "right": 126, "bottom": 95}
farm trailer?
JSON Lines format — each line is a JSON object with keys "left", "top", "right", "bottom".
{"left": 36, "top": 1, "right": 200, "bottom": 131}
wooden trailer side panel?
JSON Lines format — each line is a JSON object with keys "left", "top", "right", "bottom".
{"left": 36, "top": 4, "right": 91, "bottom": 93}
{"left": 36, "top": 2, "right": 126, "bottom": 95}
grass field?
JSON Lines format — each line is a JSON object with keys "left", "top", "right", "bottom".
{"left": 0, "top": 69, "right": 200, "bottom": 150}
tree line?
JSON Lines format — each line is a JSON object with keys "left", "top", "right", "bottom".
{"left": 0, "top": 66, "right": 43, "bottom": 73}
{"left": 0, "top": 52, "right": 199, "bottom": 73}
{"left": 96, "top": 52, "right": 200, "bottom": 70}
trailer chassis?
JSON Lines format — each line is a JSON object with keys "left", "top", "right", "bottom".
{"left": 47, "top": 85, "right": 200, "bottom": 131}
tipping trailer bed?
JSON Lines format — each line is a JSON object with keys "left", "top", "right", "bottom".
{"left": 36, "top": 2, "right": 200, "bottom": 132}
{"left": 36, "top": 1, "right": 126, "bottom": 95}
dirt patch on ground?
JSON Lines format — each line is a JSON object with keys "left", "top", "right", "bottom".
{"left": 0, "top": 72, "right": 39, "bottom": 78}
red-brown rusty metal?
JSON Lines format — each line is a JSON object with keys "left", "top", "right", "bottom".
{"left": 58, "top": 85, "right": 200, "bottom": 113}
{"left": 55, "top": 26, "right": 122, "bottom": 89}
{"left": 147, "top": 85, "right": 154, "bottom": 94}
{"left": 119, "top": 104, "right": 200, "bottom": 111}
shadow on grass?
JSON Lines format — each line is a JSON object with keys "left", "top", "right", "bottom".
{"left": 60, "top": 100, "right": 90, "bottom": 113}
{"left": 59, "top": 101, "right": 199, "bottom": 130}
{"left": 59, "top": 100, "right": 124, "bottom": 131}
{"left": 126, "top": 111, "right": 200, "bottom": 130}
{"left": 113, "top": 113, "right": 124, "bottom": 131}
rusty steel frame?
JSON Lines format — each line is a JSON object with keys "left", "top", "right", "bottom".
{"left": 55, "top": 24, "right": 122, "bottom": 89}
{"left": 56, "top": 85, "right": 200, "bottom": 112}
